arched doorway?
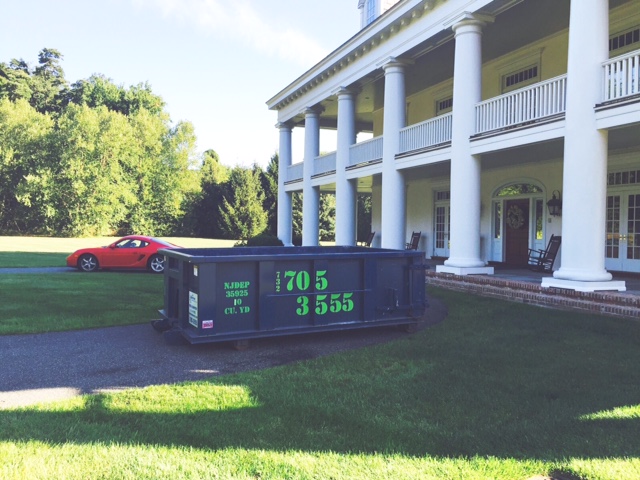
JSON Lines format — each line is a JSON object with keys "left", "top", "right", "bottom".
{"left": 491, "top": 182, "right": 545, "bottom": 265}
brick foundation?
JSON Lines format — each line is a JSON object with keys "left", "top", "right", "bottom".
{"left": 426, "top": 271, "right": 640, "bottom": 319}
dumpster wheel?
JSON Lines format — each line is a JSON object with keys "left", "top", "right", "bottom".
{"left": 401, "top": 322, "right": 419, "bottom": 333}
{"left": 233, "top": 339, "right": 250, "bottom": 351}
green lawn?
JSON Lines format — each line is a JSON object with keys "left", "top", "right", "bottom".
{"left": 0, "top": 273, "right": 163, "bottom": 334}
{"left": 0, "top": 252, "right": 69, "bottom": 268}
{"left": 1, "top": 287, "right": 639, "bottom": 479}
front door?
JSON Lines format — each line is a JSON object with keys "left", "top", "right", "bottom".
{"left": 505, "top": 199, "right": 530, "bottom": 265}
{"left": 605, "top": 192, "right": 640, "bottom": 272}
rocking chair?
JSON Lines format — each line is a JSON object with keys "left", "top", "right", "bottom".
{"left": 406, "top": 231, "right": 421, "bottom": 250}
{"left": 527, "top": 235, "right": 561, "bottom": 272}
{"left": 359, "top": 231, "right": 375, "bottom": 247}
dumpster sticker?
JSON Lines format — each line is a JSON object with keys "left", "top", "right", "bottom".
{"left": 189, "top": 291, "right": 198, "bottom": 327}
{"left": 277, "top": 269, "right": 355, "bottom": 317}
{"left": 223, "top": 281, "right": 252, "bottom": 315}
{"left": 202, "top": 320, "right": 214, "bottom": 329}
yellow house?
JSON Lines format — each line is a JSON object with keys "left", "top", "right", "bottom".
{"left": 267, "top": 0, "right": 640, "bottom": 293}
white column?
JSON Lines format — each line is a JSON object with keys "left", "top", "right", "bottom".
{"left": 380, "top": 58, "right": 407, "bottom": 250}
{"left": 302, "top": 108, "right": 320, "bottom": 247}
{"left": 276, "top": 122, "right": 293, "bottom": 247}
{"left": 438, "top": 14, "right": 494, "bottom": 276}
{"left": 544, "top": 0, "right": 625, "bottom": 291}
{"left": 334, "top": 87, "right": 357, "bottom": 246}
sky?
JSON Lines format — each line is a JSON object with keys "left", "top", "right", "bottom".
{"left": 0, "top": 0, "right": 361, "bottom": 168}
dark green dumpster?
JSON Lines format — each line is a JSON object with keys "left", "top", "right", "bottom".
{"left": 156, "top": 246, "right": 427, "bottom": 345}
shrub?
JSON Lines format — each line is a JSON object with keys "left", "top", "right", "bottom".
{"left": 235, "top": 233, "right": 284, "bottom": 247}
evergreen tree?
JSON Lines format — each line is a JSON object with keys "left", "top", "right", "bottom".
{"left": 319, "top": 193, "right": 336, "bottom": 241}
{"left": 217, "top": 166, "right": 267, "bottom": 240}
{"left": 357, "top": 193, "right": 373, "bottom": 243}
{"left": 193, "top": 149, "right": 228, "bottom": 238}
{"left": 261, "top": 153, "right": 279, "bottom": 235}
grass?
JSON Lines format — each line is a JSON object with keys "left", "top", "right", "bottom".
{"left": 0, "top": 252, "right": 69, "bottom": 268}
{"left": 1, "top": 286, "right": 639, "bottom": 479}
{"left": 0, "top": 272, "right": 164, "bottom": 334}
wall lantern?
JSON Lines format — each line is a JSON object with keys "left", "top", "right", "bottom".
{"left": 547, "top": 190, "right": 562, "bottom": 217}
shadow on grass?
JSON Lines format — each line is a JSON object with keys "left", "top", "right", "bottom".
{"left": 0, "top": 288, "right": 639, "bottom": 462}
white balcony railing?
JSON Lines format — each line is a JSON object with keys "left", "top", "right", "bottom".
{"left": 287, "top": 162, "right": 303, "bottom": 182}
{"left": 475, "top": 75, "right": 567, "bottom": 135}
{"left": 603, "top": 49, "right": 640, "bottom": 102}
{"left": 399, "top": 113, "right": 452, "bottom": 154}
{"left": 314, "top": 151, "right": 336, "bottom": 176}
{"left": 348, "top": 136, "right": 383, "bottom": 167}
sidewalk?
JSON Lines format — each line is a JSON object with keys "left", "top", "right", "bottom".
{"left": 425, "top": 259, "right": 640, "bottom": 320}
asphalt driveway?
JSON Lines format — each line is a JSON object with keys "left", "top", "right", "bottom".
{"left": 0, "top": 298, "right": 446, "bottom": 409}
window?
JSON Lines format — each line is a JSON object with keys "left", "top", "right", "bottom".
{"left": 435, "top": 96, "right": 453, "bottom": 115}
{"left": 502, "top": 64, "right": 539, "bottom": 93}
{"left": 435, "top": 190, "right": 450, "bottom": 201}
{"left": 608, "top": 169, "right": 640, "bottom": 186}
{"left": 496, "top": 183, "right": 542, "bottom": 196}
{"left": 610, "top": 27, "right": 640, "bottom": 54}
{"left": 366, "top": 0, "right": 377, "bottom": 26}
{"left": 493, "top": 202, "right": 502, "bottom": 239}
{"left": 535, "top": 199, "right": 543, "bottom": 240}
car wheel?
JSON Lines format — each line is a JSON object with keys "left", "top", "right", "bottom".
{"left": 148, "top": 254, "right": 165, "bottom": 273}
{"left": 78, "top": 254, "right": 99, "bottom": 272}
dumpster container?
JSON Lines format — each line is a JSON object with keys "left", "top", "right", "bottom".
{"left": 157, "top": 246, "right": 427, "bottom": 345}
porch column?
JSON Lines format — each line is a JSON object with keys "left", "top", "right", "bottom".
{"left": 276, "top": 122, "right": 293, "bottom": 247}
{"left": 544, "top": 0, "right": 625, "bottom": 291}
{"left": 438, "top": 13, "right": 494, "bottom": 275}
{"left": 302, "top": 107, "right": 320, "bottom": 247}
{"left": 335, "top": 87, "right": 357, "bottom": 246}
{"left": 380, "top": 58, "right": 407, "bottom": 250}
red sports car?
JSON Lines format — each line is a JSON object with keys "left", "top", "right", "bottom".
{"left": 66, "top": 235, "right": 180, "bottom": 273}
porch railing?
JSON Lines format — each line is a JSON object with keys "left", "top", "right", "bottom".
{"left": 475, "top": 75, "right": 567, "bottom": 134}
{"left": 399, "top": 113, "right": 452, "bottom": 154}
{"left": 348, "top": 136, "right": 383, "bottom": 167}
{"left": 314, "top": 151, "right": 336, "bottom": 176}
{"left": 286, "top": 162, "right": 303, "bottom": 182}
{"left": 603, "top": 49, "right": 640, "bottom": 102}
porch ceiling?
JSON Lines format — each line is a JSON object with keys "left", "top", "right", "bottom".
{"left": 480, "top": 139, "right": 564, "bottom": 170}
{"left": 609, "top": 122, "right": 640, "bottom": 152}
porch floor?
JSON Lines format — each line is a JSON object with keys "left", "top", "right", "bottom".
{"left": 424, "top": 258, "right": 640, "bottom": 320}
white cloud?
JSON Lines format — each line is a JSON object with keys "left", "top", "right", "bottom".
{"left": 132, "top": 0, "right": 328, "bottom": 67}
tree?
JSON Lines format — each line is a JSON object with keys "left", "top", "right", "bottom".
{"left": 262, "top": 153, "right": 279, "bottom": 235}
{"left": 0, "top": 48, "right": 201, "bottom": 237}
{"left": 357, "top": 193, "right": 373, "bottom": 242}
{"left": 319, "top": 193, "right": 336, "bottom": 241}
{"left": 192, "top": 149, "right": 229, "bottom": 238}
{"left": 123, "top": 115, "right": 200, "bottom": 235}
{"left": 0, "top": 99, "right": 54, "bottom": 233}
{"left": 30, "top": 48, "right": 68, "bottom": 114}
{"left": 49, "top": 104, "right": 139, "bottom": 236}
{"left": 66, "top": 75, "right": 166, "bottom": 117}
{"left": 217, "top": 166, "right": 267, "bottom": 240}
{"left": 0, "top": 60, "right": 32, "bottom": 102}
{"left": 292, "top": 191, "right": 303, "bottom": 245}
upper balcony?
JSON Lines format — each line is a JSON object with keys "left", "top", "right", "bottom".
{"left": 285, "top": 48, "right": 640, "bottom": 184}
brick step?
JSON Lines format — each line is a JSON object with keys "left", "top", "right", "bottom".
{"left": 426, "top": 271, "right": 640, "bottom": 320}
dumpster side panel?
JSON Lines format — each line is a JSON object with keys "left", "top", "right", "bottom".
{"left": 210, "top": 261, "right": 259, "bottom": 334}
{"left": 267, "top": 260, "right": 316, "bottom": 329}
{"left": 374, "top": 257, "right": 422, "bottom": 320}
{"left": 159, "top": 247, "right": 427, "bottom": 345}
{"left": 266, "top": 258, "right": 366, "bottom": 329}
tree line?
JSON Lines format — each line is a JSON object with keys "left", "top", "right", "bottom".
{"left": 0, "top": 48, "right": 369, "bottom": 241}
